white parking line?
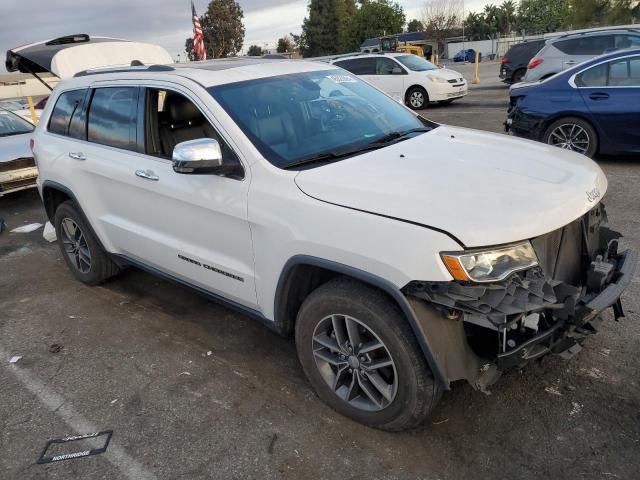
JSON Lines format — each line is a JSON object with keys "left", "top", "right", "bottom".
{"left": 2, "top": 348, "right": 157, "bottom": 480}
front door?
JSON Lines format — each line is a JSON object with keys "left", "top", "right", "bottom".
{"left": 126, "top": 85, "right": 258, "bottom": 309}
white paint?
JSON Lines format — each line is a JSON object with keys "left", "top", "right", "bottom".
{"left": 2, "top": 347, "right": 157, "bottom": 480}
{"left": 9, "top": 356, "right": 22, "bottom": 364}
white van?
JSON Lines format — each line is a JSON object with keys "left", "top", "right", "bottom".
{"left": 331, "top": 53, "right": 467, "bottom": 109}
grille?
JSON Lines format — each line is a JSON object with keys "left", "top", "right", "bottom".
{"left": 448, "top": 78, "right": 464, "bottom": 84}
{"left": 0, "top": 157, "right": 35, "bottom": 174}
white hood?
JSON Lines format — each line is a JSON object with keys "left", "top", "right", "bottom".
{"left": 294, "top": 125, "right": 607, "bottom": 247}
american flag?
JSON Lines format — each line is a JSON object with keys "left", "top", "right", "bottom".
{"left": 191, "top": 1, "right": 206, "bottom": 60}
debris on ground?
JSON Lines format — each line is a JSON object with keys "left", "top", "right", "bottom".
{"left": 179, "top": 371, "right": 191, "bottom": 376}
{"left": 600, "top": 348, "right": 611, "bottom": 357}
{"left": 580, "top": 367, "right": 605, "bottom": 380}
{"left": 10, "top": 222, "right": 43, "bottom": 233}
{"left": 207, "top": 351, "right": 212, "bottom": 356}
{"left": 110, "top": 399, "right": 118, "bottom": 405}
{"left": 545, "top": 386, "right": 562, "bottom": 396}
{"left": 48, "top": 344, "right": 63, "bottom": 354}
{"left": 569, "top": 402, "right": 583, "bottom": 417}
{"left": 268, "top": 433, "right": 278, "bottom": 454}
{"left": 42, "top": 221, "right": 56, "bottom": 242}
{"left": 9, "top": 356, "right": 22, "bottom": 364}
{"left": 432, "top": 419, "right": 449, "bottom": 425}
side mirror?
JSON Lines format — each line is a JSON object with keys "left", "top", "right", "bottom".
{"left": 391, "top": 66, "right": 404, "bottom": 75}
{"left": 172, "top": 138, "right": 223, "bottom": 174}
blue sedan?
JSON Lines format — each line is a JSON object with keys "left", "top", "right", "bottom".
{"left": 453, "top": 49, "right": 477, "bottom": 62}
{"left": 505, "top": 48, "right": 640, "bottom": 158}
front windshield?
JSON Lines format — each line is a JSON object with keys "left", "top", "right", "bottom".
{"left": 208, "top": 69, "right": 434, "bottom": 169}
{"left": 395, "top": 55, "right": 438, "bottom": 72}
{"left": 0, "top": 109, "right": 34, "bottom": 136}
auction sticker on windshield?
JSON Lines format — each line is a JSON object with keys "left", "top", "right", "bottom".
{"left": 327, "top": 74, "right": 357, "bottom": 83}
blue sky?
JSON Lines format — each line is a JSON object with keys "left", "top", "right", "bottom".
{"left": 0, "top": 0, "right": 489, "bottom": 68}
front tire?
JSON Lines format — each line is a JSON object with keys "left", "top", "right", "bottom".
{"left": 54, "top": 201, "right": 120, "bottom": 285}
{"left": 543, "top": 117, "right": 598, "bottom": 158}
{"left": 295, "top": 277, "right": 442, "bottom": 431}
{"left": 406, "top": 86, "right": 428, "bottom": 110}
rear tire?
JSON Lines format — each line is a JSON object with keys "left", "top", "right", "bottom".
{"left": 295, "top": 277, "right": 442, "bottom": 431}
{"left": 54, "top": 201, "right": 120, "bottom": 285}
{"left": 406, "top": 86, "right": 428, "bottom": 110}
{"left": 543, "top": 117, "right": 598, "bottom": 158}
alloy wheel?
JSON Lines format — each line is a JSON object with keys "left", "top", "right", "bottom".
{"left": 311, "top": 314, "right": 398, "bottom": 412}
{"left": 548, "top": 123, "right": 590, "bottom": 154}
{"left": 60, "top": 218, "right": 92, "bottom": 274}
{"left": 409, "top": 91, "right": 425, "bottom": 109}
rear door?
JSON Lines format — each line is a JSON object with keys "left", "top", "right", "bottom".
{"left": 575, "top": 54, "right": 640, "bottom": 152}
{"left": 70, "top": 84, "right": 148, "bottom": 254}
{"left": 555, "top": 35, "right": 614, "bottom": 71}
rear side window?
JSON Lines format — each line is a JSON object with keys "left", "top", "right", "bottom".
{"left": 555, "top": 35, "right": 613, "bottom": 55}
{"left": 614, "top": 35, "right": 640, "bottom": 49}
{"left": 334, "top": 58, "right": 376, "bottom": 75}
{"left": 575, "top": 56, "right": 640, "bottom": 87}
{"left": 608, "top": 57, "right": 640, "bottom": 87}
{"left": 87, "top": 87, "right": 138, "bottom": 150}
{"left": 575, "top": 63, "right": 608, "bottom": 87}
{"left": 48, "top": 89, "right": 87, "bottom": 136}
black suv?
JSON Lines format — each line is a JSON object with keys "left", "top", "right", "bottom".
{"left": 499, "top": 40, "right": 545, "bottom": 83}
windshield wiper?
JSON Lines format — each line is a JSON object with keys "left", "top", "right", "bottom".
{"left": 371, "top": 127, "right": 431, "bottom": 145}
{"left": 283, "top": 127, "right": 431, "bottom": 170}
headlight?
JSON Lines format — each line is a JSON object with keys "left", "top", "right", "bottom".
{"left": 441, "top": 242, "right": 539, "bottom": 283}
{"left": 426, "top": 75, "right": 448, "bottom": 83}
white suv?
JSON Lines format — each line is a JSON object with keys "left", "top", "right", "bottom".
{"left": 17, "top": 36, "right": 636, "bottom": 431}
{"left": 330, "top": 53, "right": 467, "bottom": 109}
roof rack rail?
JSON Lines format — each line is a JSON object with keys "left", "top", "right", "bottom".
{"left": 555, "top": 27, "right": 640, "bottom": 39}
{"left": 74, "top": 63, "right": 174, "bottom": 77}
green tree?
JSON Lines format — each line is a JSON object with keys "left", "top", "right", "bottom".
{"left": 515, "top": 0, "right": 569, "bottom": 34}
{"left": 407, "top": 19, "right": 424, "bottom": 32}
{"left": 347, "top": 0, "right": 406, "bottom": 51}
{"left": 247, "top": 45, "right": 263, "bottom": 56}
{"left": 301, "top": 0, "right": 357, "bottom": 57}
{"left": 565, "top": 0, "right": 610, "bottom": 28}
{"left": 185, "top": 0, "right": 245, "bottom": 59}
{"left": 276, "top": 36, "right": 294, "bottom": 53}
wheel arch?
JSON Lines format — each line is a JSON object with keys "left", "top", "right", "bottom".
{"left": 541, "top": 113, "right": 600, "bottom": 150}
{"left": 41, "top": 180, "right": 111, "bottom": 256}
{"left": 404, "top": 84, "right": 429, "bottom": 104}
{"left": 274, "top": 255, "right": 450, "bottom": 389}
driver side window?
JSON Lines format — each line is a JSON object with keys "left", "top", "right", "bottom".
{"left": 143, "top": 88, "right": 238, "bottom": 165}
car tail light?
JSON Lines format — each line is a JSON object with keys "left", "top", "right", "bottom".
{"left": 528, "top": 58, "right": 543, "bottom": 69}
{"left": 501, "top": 56, "right": 509, "bottom": 64}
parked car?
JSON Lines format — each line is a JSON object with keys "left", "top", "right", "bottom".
{"left": 0, "top": 108, "right": 37, "bottom": 196}
{"left": 453, "top": 48, "right": 479, "bottom": 62}
{"left": 10, "top": 34, "right": 637, "bottom": 431}
{"left": 331, "top": 53, "right": 467, "bottom": 110}
{"left": 506, "top": 49, "right": 640, "bottom": 158}
{"left": 499, "top": 39, "right": 545, "bottom": 83}
{"left": 524, "top": 28, "right": 640, "bottom": 82}
{"left": 0, "top": 99, "right": 42, "bottom": 122}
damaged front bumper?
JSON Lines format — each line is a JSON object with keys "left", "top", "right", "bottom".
{"left": 403, "top": 204, "right": 638, "bottom": 392}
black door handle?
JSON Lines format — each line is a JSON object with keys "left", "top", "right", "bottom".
{"left": 589, "top": 92, "right": 609, "bottom": 100}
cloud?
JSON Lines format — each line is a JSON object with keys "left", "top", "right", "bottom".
{"left": 1, "top": 0, "right": 493, "bottom": 71}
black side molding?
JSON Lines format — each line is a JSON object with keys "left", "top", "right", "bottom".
{"left": 275, "top": 255, "right": 450, "bottom": 389}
